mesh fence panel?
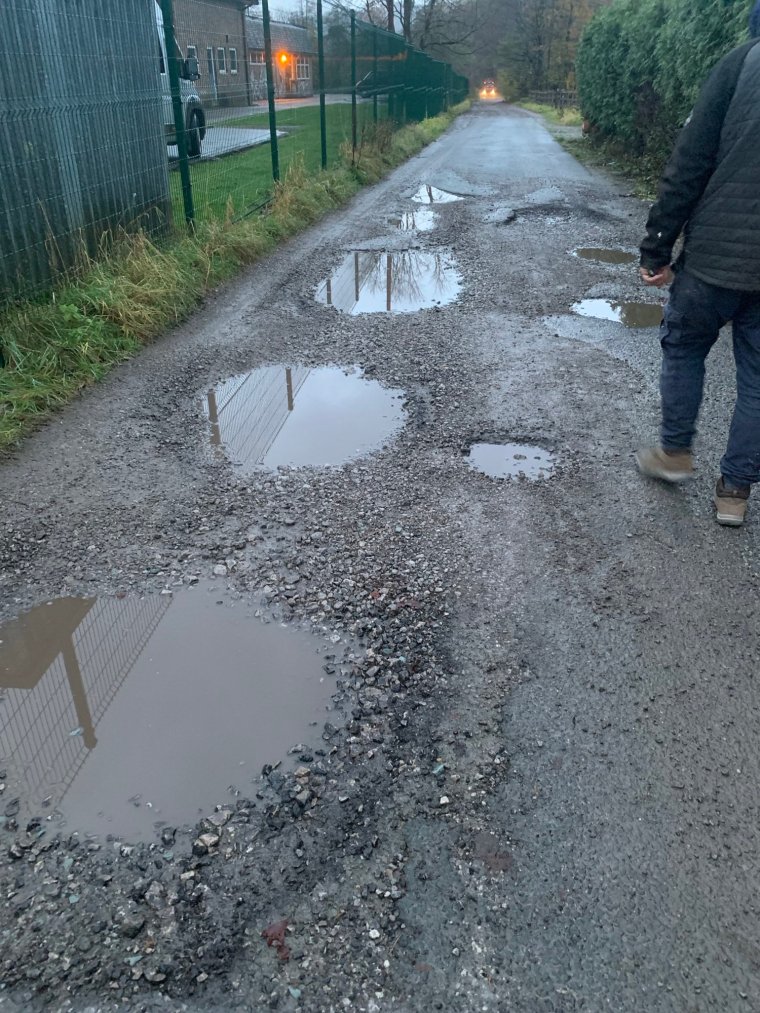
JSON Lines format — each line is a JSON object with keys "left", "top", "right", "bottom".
{"left": 1, "top": 0, "right": 471, "bottom": 300}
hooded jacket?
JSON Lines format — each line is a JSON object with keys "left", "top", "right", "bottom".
{"left": 640, "top": 5, "right": 760, "bottom": 291}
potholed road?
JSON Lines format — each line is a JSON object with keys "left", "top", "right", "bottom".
{"left": 1, "top": 102, "right": 759, "bottom": 1012}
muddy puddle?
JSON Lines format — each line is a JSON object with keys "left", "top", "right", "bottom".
{"left": 0, "top": 586, "right": 339, "bottom": 839}
{"left": 467, "top": 442, "right": 556, "bottom": 480}
{"left": 205, "top": 365, "right": 406, "bottom": 472}
{"left": 411, "top": 184, "right": 463, "bottom": 204}
{"left": 572, "top": 298, "right": 663, "bottom": 328}
{"left": 393, "top": 208, "right": 438, "bottom": 231}
{"left": 573, "top": 248, "right": 637, "bottom": 265}
{"left": 316, "top": 250, "right": 460, "bottom": 314}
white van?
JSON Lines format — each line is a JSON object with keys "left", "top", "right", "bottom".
{"left": 155, "top": 1, "right": 206, "bottom": 157}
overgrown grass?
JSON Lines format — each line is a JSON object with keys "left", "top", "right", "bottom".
{"left": 518, "top": 101, "right": 583, "bottom": 127}
{"left": 0, "top": 102, "right": 469, "bottom": 449}
{"left": 559, "top": 135, "right": 664, "bottom": 201}
{"left": 174, "top": 102, "right": 387, "bottom": 220}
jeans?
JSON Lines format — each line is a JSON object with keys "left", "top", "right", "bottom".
{"left": 659, "top": 268, "right": 760, "bottom": 487}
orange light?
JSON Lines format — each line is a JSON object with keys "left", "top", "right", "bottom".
{"left": 279, "top": 52, "right": 289, "bottom": 64}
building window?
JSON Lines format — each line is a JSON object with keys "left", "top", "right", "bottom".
{"left": 250, "top": 50, "right": 265, "bottom": 63}
{"left": 187, "top": 45, "right": 197, "bottom": 60}
{"left": 229, "top": 47, "right": 238, "bottom": 73}
{"left": 217, "top": 47, "right": 226, "bottom": 73}
{"left": 296, "top": 57, "right": 310, "bottom": 80}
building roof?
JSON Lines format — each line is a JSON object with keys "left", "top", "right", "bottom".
{"left": 246, "top": 17, "right": 316, "bottom": 55}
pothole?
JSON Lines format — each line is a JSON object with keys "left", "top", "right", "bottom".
{"left": 467, "top": 442, "right": 556, "bottom": 480}
{"left": 393, "top": 208, "right": 438, "bottom": 231}
{"left": 571, "top": 298, "right": 663, "bottom": 328}
{"left": 316, "top": 250, "right": 461, "bottom": 314}
{"left": 205, "top": 365, "right": 406, "bottom": 472}
{"left": 0, "top": 585, "right": 340, "bottom": 840}
{"left": 411, "top": 185, "right": 463, "bottom": 204}
{"left": 573, "top": 248, "right": 637, "bottom": 265}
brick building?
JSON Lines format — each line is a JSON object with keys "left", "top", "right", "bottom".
{"left": 171, "top": 0, "right": 253, "bottom": 107}
{"left": 246, "top": 17, "right": 316, "bottom": 99}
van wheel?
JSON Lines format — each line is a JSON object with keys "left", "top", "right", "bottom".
{"left": 187, "top": 113, "right": 201, "bottom": 157}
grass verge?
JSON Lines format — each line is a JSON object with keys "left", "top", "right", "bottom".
{"left": 558, "top": 136, "right": 664, "bottom": 202}
{"left": 517, "top": 101, "right": 583, "bottom": 127}
{"left": 0, "top": 102, "right": 470, "bottom": 450}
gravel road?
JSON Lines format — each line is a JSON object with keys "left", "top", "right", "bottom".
{"left": 2, "top": 101, "right": 760, "bottom": 1013}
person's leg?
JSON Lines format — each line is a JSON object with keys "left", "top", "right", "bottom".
{"left": 720, "top": 294, "right": 760, "bottom": 488}
{"left": 659, "top": 270, "right": 735, "bottom": 451}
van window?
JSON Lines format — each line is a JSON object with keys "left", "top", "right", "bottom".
{"left": 158, "top": 36, "right": 165, "bottom": 75}
{"left": 217, "top": 47, "right": 226, "bottom": 73}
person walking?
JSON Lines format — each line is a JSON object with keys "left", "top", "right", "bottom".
{"left": 636, "top": 0, "right": 760, "bottom": 526}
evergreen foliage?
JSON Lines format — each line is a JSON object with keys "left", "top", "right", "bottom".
{"left": 577, "top": 0, "right": 752, "bottom": 157}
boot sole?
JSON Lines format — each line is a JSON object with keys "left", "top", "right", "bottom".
{"left": 635, "top": 452, "right": 693, "bottom": 484}
{"left": 714, "top": 501, "right": 746, "bottom": 527}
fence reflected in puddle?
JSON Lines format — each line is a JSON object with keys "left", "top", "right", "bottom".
{"left": 573, "top": 248, "right": 637, "bottom": 265}
{"left": 393, "top": 208, "right": 438, "bottom": 231}
{"left": 411, "top": 185, "right": 463, "bottom": 204}
{"left": 467, "top": 442, "right": 556, "bottom": 480}
{"left": 316, "top": 250, "right": 461, "bottom": 314}
{"left": 0, "top": 587, "right": 338, "bottom": 840}
{"left": 205, "top": 365, "right": 406, "bottom": 472}
{"left": 572, "top": 298, "right": 664, "bottom": 328}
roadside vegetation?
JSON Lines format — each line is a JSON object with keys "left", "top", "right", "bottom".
{"left": 517, "top": 101, "right": 583, "bottom": 127}
{"left": 577, "top": 0, "right": 753, "bottom": 163}
{"left": 0, "top": 103, "right": 468, "bottom": 450}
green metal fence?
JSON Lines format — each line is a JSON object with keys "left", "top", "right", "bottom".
{"left": 0, "top": 0, "right": 469, "bottom": 300}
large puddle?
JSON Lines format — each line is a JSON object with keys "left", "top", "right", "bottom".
{"left": 572, "top": 298, "right": 664, "bottom": 328}
{"left": 393, "top": 208, "right": 438, "bottom": 231}
{"left": 573, "top": 248, "right": 637, "bottom": 265}
{"left": 0, "top": 587, "right": 338, "bottom": 839}
{"left": 316, "top": 250, "right": 460, "bottom": 314}
{"left": 411, "top": 185, "right": 463, "bottom": 204}
{"left": 205, "top": 365, "right": 406, "bottom": 472}
{"left": 467, "top": 442, "right": 556, "bottom": 480}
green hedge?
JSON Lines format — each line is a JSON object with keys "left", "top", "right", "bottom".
{"left": 577, "top": 0, "right": 752, "bottom": 158}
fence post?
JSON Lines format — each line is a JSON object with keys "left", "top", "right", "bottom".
{"left": 160, "top": 0, "right": 194, "bottom": 226}
{"left": 317, "top": 0, "right": 327, "bottom": 168}
{"left": 372, "top": 31, "right": 378, "bottom": 124}
{"left": 262, "top": 0, "right": 280, "bottom": 182}
{"left": 350, "top": 12, "right": 357, "bottom": 153}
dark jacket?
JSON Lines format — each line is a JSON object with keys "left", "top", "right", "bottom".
{"left": 640, "top": 38, "right": 760, "bottom": 291}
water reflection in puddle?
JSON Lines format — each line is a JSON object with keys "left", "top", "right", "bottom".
{"left": 468, "top": 442, "right": 556, "bottom": 480}
{"left": 573, "top": 248, "right": 637, "bottom": 265}
{"left": 0, "top": 587, "right": 337, "bottom": 839}
{"left": 316, "top": 250, "right": 460, "bottom": 314}
{"left": 572, "top": 298, "right": 663, "bottom": 328}
{"left": 205, "top": 365, "right": 406, "bottom": 472}
{"left": 411, "top": 185, "right": 463, "bottom": 204}
{"left": 393, "top": 208, "right": 438, "bottom": 231}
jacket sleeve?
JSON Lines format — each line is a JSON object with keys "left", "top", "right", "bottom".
{"left": 640, "top": 42, "right": 755, "bottom": 271}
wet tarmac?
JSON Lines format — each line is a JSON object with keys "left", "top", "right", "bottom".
{"left": 0, "top": 585, "right": 337, "bottom": 839}
{"left": 572, "top": 297, "right": 664, "bottom": 328}
{"left": 393, "top": 208, "right": 438, "bottom": 231}
{"left": 205, "top": 365, "right": 406, "bottom": 472}
{"left": 316, "top": 250, "right": 461, "bottom": 314}
{"left": 411, "top": 184, "right": 463, "bottom": 204}
{"left": 573, "top": 247, "right": 637, "bottom": 265}
{"left": 466, "top": 442, "right": 556, "bottom": 480}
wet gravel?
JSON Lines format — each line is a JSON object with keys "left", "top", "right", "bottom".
{"left": 2, "top": 103, "right": 760, "bottom": 1012}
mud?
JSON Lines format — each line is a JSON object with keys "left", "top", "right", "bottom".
{"left": 204, "top": 365, "right": 406, "bottom": 471}
{"left": 316, "top": 250, "right": 461, "bottom": 314}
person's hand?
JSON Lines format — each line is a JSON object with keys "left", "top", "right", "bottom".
{"left": 640, "top": 265, "right": 674, "bottom": 288}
